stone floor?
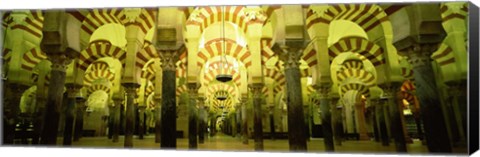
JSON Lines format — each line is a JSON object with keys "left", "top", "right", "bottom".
{"left": 39, "top": 133, "right": 462, "bottom": 155}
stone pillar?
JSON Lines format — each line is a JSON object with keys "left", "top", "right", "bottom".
{"left": 159, "top": 49, "right": 179, "bottom": 148}
{"left": 313, "top": 85, "right": 334, "bottom": 151}
{"left": 198, "top": 97, "right": 206, "bottom": 144}
{"left": 405, "top": 44, "right": 452, "bottom": 152}
{"left": 354, "top": 102, "right": 370, "bottom": 141}
{"left": 154, "top": 97, "right": 162, "bottom": 143}
{"left": 63, "top": 84, "right": 81, "bottom": 145}
{"left": 370, "top": 101, "right": 380, "bottom": 142}
{"left": 40, "top": 49, "right": 73, "bottom": 145}
{"left": 187, "top": 83, "right": 199, "bottom": 149}
{"left": 381, "top": 84, "right": 407, "bottom": 152}
{"left": 111, "top": 98, "right": 123, "bottom": 143}
{"left": 123, "top": 83, "right": 139, "bottom": 148}
{"left": 2, "top": 83, "right": 30, "bottom": 144}
{"left": 72, "top": 97, "right": 86, "bottom": 142}
{"left": 330, "top": 95, "right": 342, "bottom": 146}
{"left": 235, "top": 104, "right": 242, "bottom": 138}
{"left": 375, "top": 98, "right": 390, "bottom": 146}
{"left": 241, "top": 97, "right": 249, "bottom": 144}
{"left": 278, "top": 45, "right": 307, "bottom": 151}
{"left": 250, "top": 83, "right": 264, "bottom": 151}
{"left": 138, "top": 106, "right": 146, "bottom": 139}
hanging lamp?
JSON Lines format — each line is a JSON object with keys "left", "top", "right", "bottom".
{"left": 215, "top": 6, "right": 233, "bottom": 83}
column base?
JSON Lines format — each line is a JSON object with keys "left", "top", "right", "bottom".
{"left": 359, "top": 133, "right": 370, "bottom": 141}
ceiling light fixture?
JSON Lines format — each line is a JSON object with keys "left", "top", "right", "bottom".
{"left": 215, "top": 6, "right": 233, "bottom": 83}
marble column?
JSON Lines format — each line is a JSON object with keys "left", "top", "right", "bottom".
{"left": 235, "top": 104, "right": 242, "bottom": 138}
{"left": 112, "top": 98, "right": 123, "bottom": 143}
{"left": 447, "top": 81, "right": 467, "bottom": 146}
{"left": 381, "top": 84, "right": 407, "bottom": 152}
{"left": 187, "top": 83, "right": 199, "bottom": 149}
{"left": 32, "top": 97, "right": 47, "bottom": 144}
{"left": 241, "top": 98, "right": 249, "bottom": 144}
{"left": 2, "top": 83, "right": 30, "bottom": 144}
{"left": 198, "top": 97, "right": 206, "bottom": 144}
{"left": 40, "top": 53, "right": 72, "bottom": 145}
{"left": 375, "top": 98, "right": 390, "bottom": 146}
{"left": 154, "top": 97, "right": 162, "bottom": 143}
{"left": 278, "top": 46, "right": 307, "bottom": 151}
{"left": 268, "top": 106, "right": 275, "bottom": 140}
{"left": 63, "top": 84, "right": 81, "bottom": 145}
{"left": 72, "top": 97, "right": 86, "bottom": 142}
{"left": 354, "top": 102, "right": 370, "bottom": 140}
{"left": 249, "top": 83, "right": 264, "bottom": 151}
{"left": 406, "top": 44, "right": 452, "bottom": 152}
{"left": 330, "top": 95, "right": 342, "bottom": 146}
{"left": 138, "top": 106, "right": 146, "bottom": 139}
{"left": 370, "top": 101, "right": 380, "bottom": 142}
{"left": 123, "top": 83, "right": 139, "bottom": 148}
{"left": 159, "top": 49, "right": 179, "bottom": 148}
{"left": 313, "top": 85, "right": 334, "bottom": 151}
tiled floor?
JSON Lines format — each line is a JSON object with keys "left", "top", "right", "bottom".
{"left": 51, "top": 133, "right": 465, "bottom": 155}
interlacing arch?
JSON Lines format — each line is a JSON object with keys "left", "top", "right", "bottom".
{"left": 260, "top": 37, "right": 274, "bottom": 65}
{"left": 203, "top": 61, "right": 241, "bottom": 87}
{"left": 87, "top": 84, "right": 111, "bottom": 96}
{"left": 145, "top": 83, "right": 155, "bottom": 96}
{"left": 197, "top": 40, "right": 252, "bottom": 68}
{"left": 77, "top": 40, "right": 127, "bottom": 73}
{"left": 301, "top": 42, "right": 318, "bottom": 68}
{"left": 84, "top": 61, "right": 115, "bottom": 86}
{"left": 177, "top": 50, "right": 188, "bottom": 78}
{"left": 264, "top": 68, "right": 285, "bottom": 93}
{"left": 328, "top": 36, "right": 384, "bottom": 66}
{"left": 339, "top": 59, "right": 364, "bottom": 71}
{"left": 136, "top": 44, "right": 159, "bottom": 69}
{"left": 3, "top": 10, "right": 44, "bottom": 39}
{"left": 21, "top": 47, "right": 46, "bottom": 71}
{"left": 306, "top": 4, "right": 389, "bottom": 33}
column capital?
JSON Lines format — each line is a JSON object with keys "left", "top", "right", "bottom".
{"left": 248, "top": 83, "right": 264, "bottom": 98}
{"left": 379, "top": 83, "right": 403, "bottom": 99}
{"left": 65, "top": 83, "right": 83, "bottom": 98}
{"left": 187, "top": 83, "right": 200, "bottom": 96}
{"left": 158, "top": 45, "right": 185, "bottom": 71}
{"left": 401, "top": 43, "right": 440, "bottom": 68}
{"left": 312, "top": 83, "right": 331, "bottom": 99}
{"left": 273, "top": 43, "right": 304, "bottom": 70}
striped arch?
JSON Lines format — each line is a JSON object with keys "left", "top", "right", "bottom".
{"left": 145, "top": 83, "right": 155, "bottom": 97}
{"left": 302, "top": 41, "right": 318, "bottom": 68}
{"left": 336, "top": 69, "right": 376, "bottom": 87}
{"left": 340, "top": 59, "right": 364, "bottom": 71}
{"left": 87, "top": 84, "right": 111, "bottom": 96}
{"left": 67, "top": 10, "right": 88, "bottom": 22}
{"left": 306, "top": 4, "right": 389, "bottom": 33}
{"left": 84, "top": 62, "right": 115, "bottom": 86}
{"left": 401, "top": 66, "right": 414, "bottom": 81}
{"left": 261, "top": 38, "right": 275, "bottom": 65}
{"left": 186, "top": 6, "right": 249, "bottom": 34}
{"left": 197, "top": 40, "right": 252, "bottom": 68}
{"left": 211, "top": 95, "right": 235, "bottom": 113}
{"left": 136, "top": 44, "right": 159, "bottom": 69}
{"left": 300, "top": 68, "right": 311, "bottom": 77}
{"left": 264, "top": 68, "right": 286, "bottom": 87}
{"left": 141, "top": 61, "right": 157, "bottom": 82}
{"left": 262, "top": 5, "right": 281, "bottom": 23}
{"left": 431, "top": 44, "right": 455, "bottom": 67}
{"left": 401, "top": 80, "right": 416, "bottom": 104}
{"left": 80, "top": 9, "right": 124, "bottom": 43}
{"left": 120, "top": 9, "right": 156, "bottom": 34}
{"left": 77, "top": 41, "right": 126, "bottom": 73}
{"left": 440, "top": 2, "right": 468, "bottom": 23}
{"left": 176, "top": 84, "right": 187, "bottom": 98}
{"left": 2, "top": 48, "right": 11, "bottom": 64}
{"left": 203, "top": 61, "right": 241, "bottom": 87}
{"left": 207, "top": 83, "right": 237, "bottom": 99}
{"left": 21, "top": 47, "right": 46, "bottom": 71}
{"left": 340, "top": 83, "right": 370, "bottom": 98}
{"left": 177, "top": 50, "right": 188, "bottom": 78}
{"left": 4, "top": 10, "right": 44, "bottom": 39}
{"left": 328, "top": 36, "right": 384, "bottom": 66}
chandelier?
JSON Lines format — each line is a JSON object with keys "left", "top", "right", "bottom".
{"left": 215, "top": 6, "right": 233, "bottom": 83}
